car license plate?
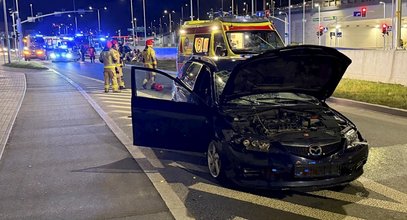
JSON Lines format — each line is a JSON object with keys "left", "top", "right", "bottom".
{"left": 294, "top": 164, "right": 340, "bottom": 178}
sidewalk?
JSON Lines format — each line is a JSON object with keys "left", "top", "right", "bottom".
{"left": 0, "top": 68, "right": 173, "bottom": 219}
{"left": 0, "top": 71, "right": 25, "bottom": 160}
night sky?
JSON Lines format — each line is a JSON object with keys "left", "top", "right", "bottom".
{"left": 0, "top": 0, "right": 298, "bottom": 36}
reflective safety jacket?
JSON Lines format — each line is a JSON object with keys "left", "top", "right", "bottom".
{"left": 142, "top": 46, "right": 157, "bottom": 67}
{"left": 99, "top": 48, "right": 118, "bottom": 69}
{"left": 111, "top": 48, "right": 122, "bottom": 67}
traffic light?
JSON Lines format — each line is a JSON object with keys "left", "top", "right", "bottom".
{"left": 361, "top": 7, "right": 367, "bottom": 17}
{"left": 382, "top": 24, "right": 388, "bottom": 35}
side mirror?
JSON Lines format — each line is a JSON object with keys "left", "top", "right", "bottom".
{"left": 215, "top": 46, "right": 226, "bottom": 56}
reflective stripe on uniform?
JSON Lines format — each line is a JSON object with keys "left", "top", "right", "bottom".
{"left": 104, "top": 65, "right": 116, "bottom": 69}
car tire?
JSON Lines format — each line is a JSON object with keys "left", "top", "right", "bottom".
{"left": 207, "top": 140, "right": 228, "bottom": 183}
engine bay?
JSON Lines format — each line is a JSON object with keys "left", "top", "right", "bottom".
{"left": 230, "top": 107, "right": 345, "bottom": 136}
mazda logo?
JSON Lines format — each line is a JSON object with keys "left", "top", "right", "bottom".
{"left": 308, "top": 145, "right": 323, "bottom": 156}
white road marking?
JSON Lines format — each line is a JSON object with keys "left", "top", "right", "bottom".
{"left": 111, "top": 110, "right": 131, "bottom": 114}
{"left": 189, "top": 182, "right": 363, "bottom": 220}
{"left": 96, "top": 93, "right": 131, "bottom": 98}
{"left": 168, "top": 161, "right": 207, "bottom": 173}
{"left": 94, "top": 96, "right": 130, "bottom": 101}
{"left": 102, "top": 100, "right": 131, "bottom": 105}
{"left": 107, "top": 105, "right": 131, "bottom": 110}
{"left": 358, "top": 176, "right": 407, "bottom": 205}
{"left": 310, "top": 190, "right": 407, "bottom": 213}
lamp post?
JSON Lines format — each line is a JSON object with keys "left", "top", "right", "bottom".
{"left": 243, "top": 2, "right": 248, "bottom": 15}
{"left": 279, "top": 11, "right": 288, "bottom": 46}
{"left": 30, "top": 4, "right": 33, "bottom": 17}
{"left": 181, "top": 4, "right": 188, "bottom": 24}
{"left": 251, "top": 0, "right": 254, "bottom": 15}
{"left": 315, "top": 3, "right": 321, "bottom": 46}
{"left": 190, "top": 0, "right": 194, "bottom": 20}
{"left": 197, "top": 0, "right": 200, "bottom": 20}
{"left": 302, "top": 0, "right": 306, "bottom": 44}
{"left": 164, "top": 10, "right": 174, "bottom": 33}
{"left": 89, "top": 6, "right": 107, "bottom": 33}
{"left": 130, "top": 0, "right": 136, "bottom": 46}
{"left": 380, "top": 1, "right": 386, "bottom": 49}
{"left": 73, "top": 0, "right": 78, "bottom": 33}
{"left": 2, "top": 0, "right": 11, "bottom": 63}
{"left": 288, "top": 0, "right": 291, "bottom": 44}
{"left": 142, "top": 0, "right": 147, "bottom": 41}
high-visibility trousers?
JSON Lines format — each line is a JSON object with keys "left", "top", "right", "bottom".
{"left": 115, "top": 66, "right": 125, "bottom": 87}
{"left": 104, "top": 68, "right": 118, "bottom": 91}
{"left": 142, "top": 63, "right": 156, "bottom": 85}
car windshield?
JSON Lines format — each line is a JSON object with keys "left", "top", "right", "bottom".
{"left": 226, "top": 31, "right": 284, "bottom": 54}
{"left": 214, "top": 70, "right": 319, "bottom": 105}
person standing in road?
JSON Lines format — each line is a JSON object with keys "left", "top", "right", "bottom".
{"left": 80, "top": 44, "right": 87, "bottom": 62}
{"left": 111, "top": 41, "right": 126, "bottom": 90}
{"left": 88, "top": 45, "right": 96, "bottom": 63}
{"left": 142, "top": 39, "right": 158, "bottom": 89}
{"left": 99, "top": 41, "right": 120, "bottom": 93}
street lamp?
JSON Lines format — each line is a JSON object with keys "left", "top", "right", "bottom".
{"left": 197, "top": 0, "right": 200, "bottom": 20}
{"left": 379, "top": 1, "right": 386, "bottom": 19}
{"left": 243, "top": 2, "right": 248, "bottom": 15}
{"left": 302, "top": 0, "right": 306, "bottom": 45}
{"left": 130, "top": 0, "right": 135, "bottom": 46}
{"left": 315, "top": 3, "right": 321, "bottom": 46}
{"left": 279, "top": 11, "right": 288, "bottom": 46}
{"left": 30, "top": 4, "right": 33, "bottom": 17}
{"left": 181, "top": 4, "right": 188, "bottom": 24}
{"left": 164, "top": 10, "right": 175, "bottom": 33}
{"left": 89, "top": 6, "right": 107, "bottom": 33}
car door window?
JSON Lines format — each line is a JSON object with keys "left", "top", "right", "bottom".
{"left": 181, "top": 62, "right": 202, "bottom": 88}
{"left": 214, "top": 33, "right": 227, "bottom": 56}
{"left": 132, "top": 66, "right": 198, "bottom": 104}
{"left": 192, "top": 66, "right": 212, "bottom": 106}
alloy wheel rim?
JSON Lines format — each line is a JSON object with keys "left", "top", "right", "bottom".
{"left": 208, "top": 143, "right": 221, "bottom": 177}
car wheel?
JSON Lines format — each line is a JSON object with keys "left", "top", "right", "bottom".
{"left": 207, "top": 141, "right": 227, "bottom": 182}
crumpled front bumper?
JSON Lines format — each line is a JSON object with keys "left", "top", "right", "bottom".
{"left": 222, "top": 142, "right": 368, "bottom": 190}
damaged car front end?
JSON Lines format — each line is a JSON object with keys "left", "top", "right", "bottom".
{"left": 207, "top": 46, "right": 369, "bottom": 189}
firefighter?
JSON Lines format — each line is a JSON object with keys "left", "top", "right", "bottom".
{"left": 111, "top": 40, "right": 125, "bottom": 90}
{"left": 142, "top": 39, "right": 158, "bottom": 89}
{"left": 99, "top": 41, "right": 120, "bottom": 93}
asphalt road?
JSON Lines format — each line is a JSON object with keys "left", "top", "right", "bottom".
{"left": 46, "top": 60, "right": 407, "bottom": 220}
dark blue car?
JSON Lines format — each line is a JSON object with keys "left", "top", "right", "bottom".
{"left": 130, "top": 45, "right": 369, "bottom": 190}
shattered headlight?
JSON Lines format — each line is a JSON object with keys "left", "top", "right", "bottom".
{"left": 344, "top": 129, "right": 367, "bottom": 149}
{"left": 236, "top": 137, "right": 270, "bottom": 152}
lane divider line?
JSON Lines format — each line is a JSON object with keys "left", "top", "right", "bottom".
{"left": 310, "top": 190, "right": 407, "bottom": 213}
{"left": 189, "top": 182, "right": 364, "bottom": 220}
{"left": 358, "top": 176, "right": 407, "bottom": 205}
{"left": 49, "top": 68, "right": 193, "bottom": 220}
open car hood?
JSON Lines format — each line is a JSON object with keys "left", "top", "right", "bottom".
{"left": 220, "top": 45, "right": 352, "bottom": 102}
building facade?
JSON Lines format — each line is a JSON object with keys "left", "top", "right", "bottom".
{"left": 273, "top": 0, "right": 407, "bottom": 49}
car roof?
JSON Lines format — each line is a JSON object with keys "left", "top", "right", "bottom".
{"left": 188, "top": 56, "right": 246, "bottom": 72}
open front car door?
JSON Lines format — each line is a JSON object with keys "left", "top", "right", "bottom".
{"left": 130, "top": 66, "right": 211, "bottom": 152}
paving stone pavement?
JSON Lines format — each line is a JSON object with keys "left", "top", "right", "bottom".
{"left": 0, "top": 71, "right": 26, "bottom": 160}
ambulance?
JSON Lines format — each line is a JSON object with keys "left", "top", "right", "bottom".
{"left": 177, "top": 16, "right": 285, "bottom": 72}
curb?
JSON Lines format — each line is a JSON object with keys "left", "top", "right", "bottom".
{"left": 328, "top": 97, "right": 407, "bottom": 118}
